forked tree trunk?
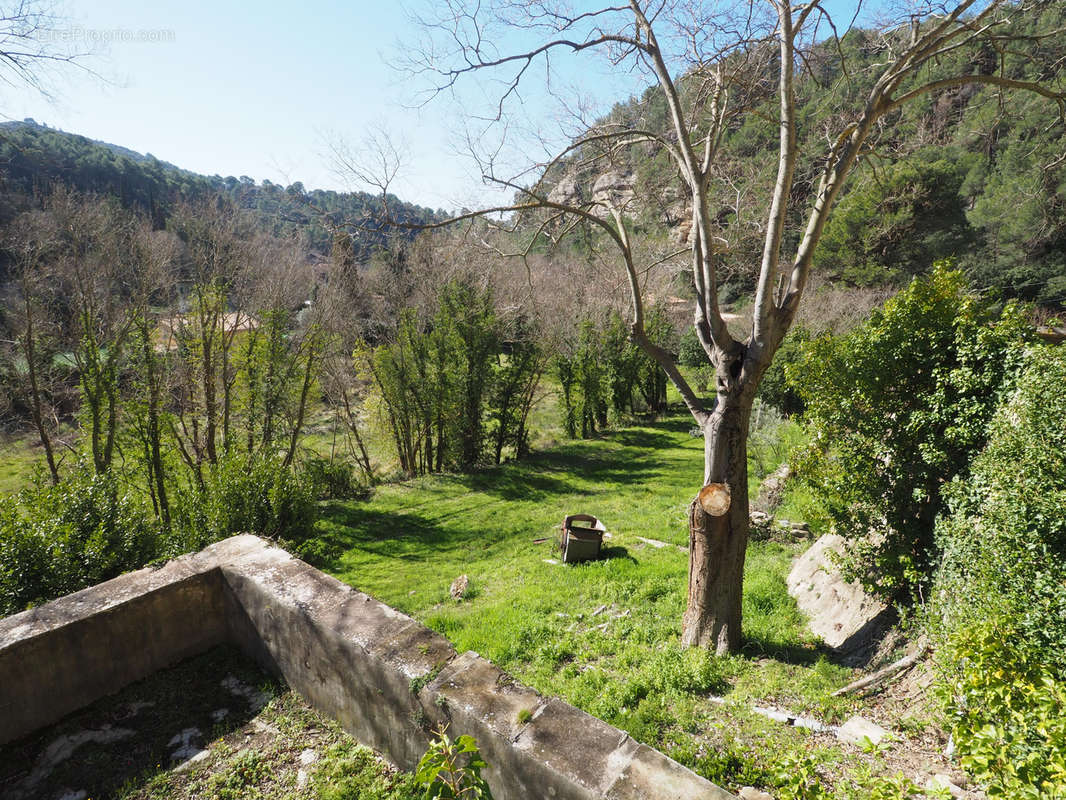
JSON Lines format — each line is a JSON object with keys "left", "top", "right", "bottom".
{"left": 681, "top": 388, "right": 754, "bottom": 654}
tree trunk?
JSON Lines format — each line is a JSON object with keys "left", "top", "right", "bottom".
{"left": 140, "top": 327, "right": 170, "bottom": 526}
{"left": 22, "top": 297, "right": 60, "bottom": 485}
{"left": 682, "top": 392, "right": 753, "bottom": 654}
{"left": 282, "top": 336, "right": 317, "bottom": 468}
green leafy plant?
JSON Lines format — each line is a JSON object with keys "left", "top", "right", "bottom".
{"left": 792, "top": 265, "right": 1031, "bottom": 601}
{"left": 931, "top": 346, "right": 1066, "bottom": 798}
{"left": 757, "top": 326, "right": 810, "bottom": 417}
{"left": 937, "top": 625, "right": 1066, "bottom": 799}
{"left": 677, "top": 326, "right": 710, "bottom": 367}
{"left": 858, "top": 734, "right": 894, "bottom": 755}
{"left": 0, "top": 464, "right": 160, "bottom": 614}
{"left": 771, "top": 751, "right": 830, "bottom": 800}
{"left": 173, "top": 453, "right": 317, "bottom": 550}
{"left": 414, "top": 726, "right": 494, "bottom": 800}
{"left": 303, "top": 456, "right": 365, "bottom": 501}
{"left": 410, "top": 665, "right": 444, "bottom": 696}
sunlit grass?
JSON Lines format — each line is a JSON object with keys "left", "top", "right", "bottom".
{"left": 306, "top": 412, "right": 864, "bottom": 793}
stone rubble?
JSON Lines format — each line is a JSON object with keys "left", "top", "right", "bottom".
{"left": 836, "top": 715, "right": 890, "bottom": 747}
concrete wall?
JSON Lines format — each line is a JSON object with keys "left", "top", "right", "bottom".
{"left": 0, "top": 550, "right": 230, "bottom": 742}
{"left": 0, "top": 535, "right": 734, "bottom": 800}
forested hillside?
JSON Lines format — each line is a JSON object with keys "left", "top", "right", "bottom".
{"left": 5, "top": 2, "right": 1064, "bottom": 307}
{"left": 543, "top": 3, "right": 1066, "bottom": 307}
{"left": 0, "top": 120, "right": 440, "bottom": 260}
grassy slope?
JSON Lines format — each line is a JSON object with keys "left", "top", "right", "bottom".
{"left": 308, "top": 413, "right": 883, "bottom": 794}
{"left": 0, "top": 390, "right": 937, "bottom": 794}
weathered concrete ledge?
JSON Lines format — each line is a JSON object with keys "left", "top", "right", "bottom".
{"left": 0, "top": 535, "right": 734, "bottom": 799}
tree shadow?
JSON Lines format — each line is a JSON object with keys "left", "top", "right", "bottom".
{"left": 742, "top": 610, "right": 899, "bottom": 669}
{"left": 455, "top": 460, "right": 579, "bottom": 501}
{"left": 608, "top": 427, "right": 681, "bottom": 450}
{"left": 309, "top": 504, "right": 479, "bottom": 571}
{"left": 307, "top": 416, "right": 692, "bottom": 572}
{"left": 642, "top": 414, "right": 700, "bottom": 436}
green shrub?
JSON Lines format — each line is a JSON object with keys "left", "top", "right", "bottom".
{"left": 359, "top": 279, "right": 525, "bottom": 474}
{"left": 0, "top": 466, "right": 161, "bottom": 615}
{"left": 937, "top": 624, "right": 1066, "bottom": 799}
{"left": 678, "top": 327, "right": 710, "bottom": 367}
{"left": 931, "top": 346, "right": 1066, "bottom": 798}
{"left": 793, "top": 265, "right": 1031, "bottom": 601}
{"left": 414, "top": 726, "right": 494, "bottom": 799}
{"left": 175, "top": 454, "right": 317, "bottom": 549}
{"left": 758, "top": 326, "right": 810, "bottom": 416}
{"left": 304, "top": 457, "right": 365, "bottom": 501}
{"left": 557, "top": 308, "right": 675, "bottom": 437}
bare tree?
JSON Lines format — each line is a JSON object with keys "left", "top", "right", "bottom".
{"left": 48, "top": 192, "right": 136, "bottom": 476}
{"left": 396, "top": 0, "right": 1066, "bottom": 653}
{"left": 166, "top": 200, "right": 250, "bottom": 482}
{"left": 0, "top": 0, "right": 94, "bottom": 99}
{"left": 2, "top": 206, "right": 65, "bottom": 483}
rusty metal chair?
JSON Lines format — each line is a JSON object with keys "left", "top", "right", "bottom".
{"left": 560, "top": 514, "right": 606, "bottom": 563}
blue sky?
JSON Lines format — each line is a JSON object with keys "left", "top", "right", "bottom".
{"left": 3, "top": 1, "right": 876, "bottom": 210}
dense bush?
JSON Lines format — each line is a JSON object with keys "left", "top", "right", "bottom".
{"left": 757, "top": 326, "right": 810, "bottom": 417}
{"left": 556, "top": 308, "right": 675, "bottom": 438}
{"left": 0, "top": 466, "right": 161, "bottom": 615}
{"left": 792, "top": 265, "right": 1031, "bottom": 600}
{"left": 303, "top": 457, "right": 365, "bottom": 501}
{"left": 0, "top": 452, "right": 320, "bottom": 616}
{"left": 174, "top": 454, "right": 318, "bottom": 550}
{"left": 677, "top": 327, "right": 710, "bottom": 367}
{"left": 931, "top": 347, "right": 1066, "bottom": 798}
{"left": 937, "top": 625, "right": 1066, "bottom": 799}
{"left": 556, "top": 319, "right": 609, "bottom": 438}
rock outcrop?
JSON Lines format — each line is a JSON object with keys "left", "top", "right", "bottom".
{"left": 787, "top": 534, "right": 890, "bottom": 654}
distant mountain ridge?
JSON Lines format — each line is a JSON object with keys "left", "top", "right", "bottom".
{"left": 0, "top": 119, "right": 439, "bottom": 260}
{"left": 2, "top": 119, "right": 185, "bottom": 169}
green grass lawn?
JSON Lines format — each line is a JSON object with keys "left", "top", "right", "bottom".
{"left": 0, "top": 398, "right": 941, "bottom": 796}
{"left": 0, "top": 432, "right": 52, "bottom": 495}
{"left": 303, "top": 412, "right": 918, "bottom": 797}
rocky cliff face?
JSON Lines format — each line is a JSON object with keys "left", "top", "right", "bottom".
{"left": 546, "top": 168, "right": 693, "bottom": 245}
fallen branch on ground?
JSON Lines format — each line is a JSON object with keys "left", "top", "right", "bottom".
{"left": 832, "top": 637, "right": 930, "bottom": 697}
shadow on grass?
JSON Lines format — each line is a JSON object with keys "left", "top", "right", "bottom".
{"left": 307, "top": 418, "right": 689, "bottom": 570}
{"left": 598, "top": 545, "right": 638, "bottom": 563}
{"left": 608, "top": 426, "right": 682, "bottom": 450}
{"left": 740, "top": 633, "right": 834, "bottom": 667}
{"left": 308, "top": 505, "right": 473, "bottom": 571}
{"left": 459, "top": 442, "right": 666, "bottom": 501}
